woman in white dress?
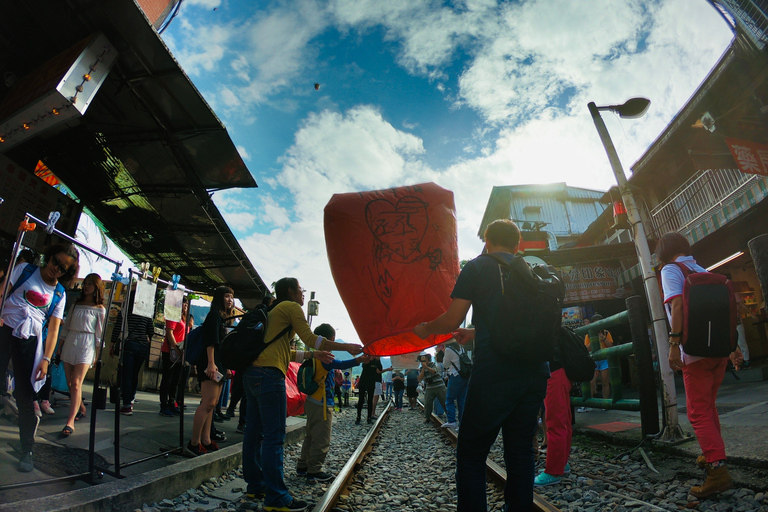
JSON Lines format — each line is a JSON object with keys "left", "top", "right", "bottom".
{"left": 58, "top": 273, "right": 106, "bottom": 436}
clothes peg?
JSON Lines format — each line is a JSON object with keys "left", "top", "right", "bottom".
{"left": 187, "top": 293, "right": 199, "bottom": 301}
{"left": 152, "top": 266, "right": 162, "bottom": 283}
{"left": 19, "top": 219, "right": 36, "bottom": 232}
{"left": 171, "top": 274, "right": 181, "bottom": 290}
{"left": 140, "top": 262, "right": 150, "bottom": 280}
{"left": 45, "top": 211, "right": 61, "bottom": 234}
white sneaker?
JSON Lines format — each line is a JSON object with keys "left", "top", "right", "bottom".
{"left": 577, "top": 407, "right": 592, "bottom": 413}
{"left": 40, "top": 400, "right": 54, "bottom": 415}
{"left": 440, "top": 421, "right": 458, "bottom": 429}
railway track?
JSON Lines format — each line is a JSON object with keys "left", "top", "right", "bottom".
{"left": 310, "top": 400, "right": 561, "bottom": 512}
{"left": 153, "top": 398, "right": 767, "bottom": 512}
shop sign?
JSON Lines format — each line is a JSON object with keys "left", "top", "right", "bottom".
{"left": 559, "top": 263, "right": 625, "bottom": 304}
{"left": 725, "top": 137, "right": 768, "bottom": 176}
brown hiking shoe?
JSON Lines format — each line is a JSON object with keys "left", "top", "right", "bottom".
{"left": 696, "top": 455, "right": 707, "bottom": 468}
{"left": 690, "top": 464, "right": 733, "bottom": 498}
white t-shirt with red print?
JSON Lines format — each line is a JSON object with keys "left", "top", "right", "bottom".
{"left": 2, "top": 264, "right": 66, "bottom": 340}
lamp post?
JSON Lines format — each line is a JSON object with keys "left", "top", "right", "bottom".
{"left": 588, "top": 99, "right": 685, "bottom": 443}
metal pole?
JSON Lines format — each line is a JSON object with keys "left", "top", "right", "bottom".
{"left": 748, "top": 234, "right": 768, "bottom": 310}
{"left": 0, "top": 216, "right": 34, "bottom": 317}
{"left": 88, "top": 259, "right": 121, "bottom": 483}
{"left": 626, "top": 295, "right": 660, "bottom": 437}
{"left": 588, "top": 102, "right": 684, "bottom": 442}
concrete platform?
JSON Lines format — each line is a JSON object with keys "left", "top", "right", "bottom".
{"left": 572, "top": 365, "right": 768, "bottom": 467}
{"left": 0, "top": 386, "right": 306, "bottom": 510}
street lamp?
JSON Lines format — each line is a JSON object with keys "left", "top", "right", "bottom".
{"left": 588, "top": 98, "right": 684, "bottom": 443}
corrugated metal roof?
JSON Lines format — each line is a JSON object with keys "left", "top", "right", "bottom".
{"left": 0, "top": 0, "right": 268, "bottom": 308}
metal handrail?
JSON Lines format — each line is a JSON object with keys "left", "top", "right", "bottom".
{"left": 649, "top": 168, "right": 760, "bottom": 237}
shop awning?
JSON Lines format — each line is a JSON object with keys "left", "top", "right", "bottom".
{"left": 0, "top": 0, "right": 268, "bottom": 307}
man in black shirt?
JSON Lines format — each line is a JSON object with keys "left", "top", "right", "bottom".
{"left": 355, "top": 357, "right": 391, "bottom": 424}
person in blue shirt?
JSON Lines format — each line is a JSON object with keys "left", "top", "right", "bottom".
{"left": 296, "top": 323, "right": 370, "bottom": 482}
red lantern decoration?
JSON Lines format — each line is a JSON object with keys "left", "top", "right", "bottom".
{"left": 324, "top": 183, "right": 460, "bottom": 356}
{"left": 612, "top": 200, "right": 629, "bottom": 228}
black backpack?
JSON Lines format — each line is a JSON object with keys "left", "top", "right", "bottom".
{"left": 218, "top": 305, "right": 291, "bottom": 372}
{"left": 481, "top": 254, "right": 565, "bottom": 361}
{"left": 448, "top": 345, "right": 473, "bottom": 379}
{"left": 554, "top": 327, "right": 596, "bottom": 382}
{"left": 672, "top": 263, "right": 737, "bottom": 357}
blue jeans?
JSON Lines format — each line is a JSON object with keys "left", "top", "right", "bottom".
{"left": 394, "top": 388, "right": 404, "bottom": 409}
{"left": 446, "top": 374, "right": 469, "bottom": 423}
{"left": 121, "top": 341, "right": 149, "bottom": 407}
{"left": 456, "top": 357, "right": 548, "bottom": 512}
{"left": 242, "top": 366, "right": 291, "bottom": 507}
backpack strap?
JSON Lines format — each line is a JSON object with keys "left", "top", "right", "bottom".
{"left": 267, "top": 324, "right": 293, "bottom": 344}
{"left": 9, "top": 263, "right": 37, "bottom": 296}
{"left": 673, "top": 261, "right": 695, "bottom": 277}
{"left": 47, "top": 283, "right": 65, "bottom": 322}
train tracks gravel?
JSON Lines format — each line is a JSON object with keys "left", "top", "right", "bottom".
{"left": 137, "top": 402, "right": 768, "bottom": 512}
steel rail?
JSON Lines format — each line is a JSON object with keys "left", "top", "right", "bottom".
{"left": 310, "top": 401, "right": 394, "bottom": 512}
{"left": 310, "top": 398, "right": 560, "bottom": 512}
{"left": 424, "top": 403, "right": 560, "bottom": 512}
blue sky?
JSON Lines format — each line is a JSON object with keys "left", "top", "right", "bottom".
{"left": 84, "top": 0, "right": 735, "bottom": 347}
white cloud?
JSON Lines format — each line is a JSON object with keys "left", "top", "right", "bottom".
{"left": 185, "top": 0, "right": 222, "bottom": 7}
{"left": 236, "top": 145, "right": 251, "bottom": 161}
{"left": 275, "top": 106, "right": 428, "bottom": 219}
{"left": 170, "top": 19, "right": 231, "bottom": 76}
{"left": 261, "top": 195, "right": 292, "bottom": 227}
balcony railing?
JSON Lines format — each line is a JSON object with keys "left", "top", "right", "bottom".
{"left": 650, "top": 168, "right": 762, "bottom": 238}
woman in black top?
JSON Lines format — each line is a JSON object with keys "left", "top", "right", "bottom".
{"left": 188, "top": 285, "right": 234, "bottom": 455}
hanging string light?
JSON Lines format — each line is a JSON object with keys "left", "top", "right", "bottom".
{"left": 0, "top": 45, "right": 113, "bottom": 144}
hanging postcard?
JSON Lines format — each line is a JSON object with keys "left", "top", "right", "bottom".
{"left": 164, "top": 288, "right": 184, "bottom": 323}
{"left": 132, "top": 278, "right": 157, "bottom": 319}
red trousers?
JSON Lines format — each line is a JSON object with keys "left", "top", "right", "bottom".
{"left": 682, "top": 357, "right": 727, "bottom": 463}
{"left": 544, "top": 368, "right": 572, "bottom": 475}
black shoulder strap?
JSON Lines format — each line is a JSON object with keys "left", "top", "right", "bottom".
{"left": 479, "top": 253, "right": 512, "bottom": 267}
{"left": 267, "top": 324, "right": 293, "bottom": 344}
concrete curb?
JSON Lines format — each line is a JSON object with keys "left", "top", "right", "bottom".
{"left": 0, "top": 422, "right": 306, "bottom": 512}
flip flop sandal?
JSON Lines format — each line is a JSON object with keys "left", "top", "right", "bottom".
{"left": 61, "top": 425, "right": 74, "bottom": 437}
{"left": 75, "top": 409, "right": 86, "bottom": 421}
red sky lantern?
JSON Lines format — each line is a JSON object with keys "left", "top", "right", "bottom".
{"left": 324, "top": 183, "right": 460, "bottom": 356}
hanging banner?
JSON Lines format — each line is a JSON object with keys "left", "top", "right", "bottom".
{"left": 725, "top": 137, "right": 768, "bottom": 176}
{"left": 132, "top": 279, "right": 157, "bottom": 319}
{"left": 325, "top": 183, "right": 460, "bottom": 357}
{"left": 163, "top": 288, "right": 184, "bottom": 322}
{"left": 560, "top": 263, "right": 624, "bottom": 304}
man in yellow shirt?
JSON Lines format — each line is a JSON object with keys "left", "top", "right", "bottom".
{"left": 242, "top": 278, "right": 363, "bottom": 512}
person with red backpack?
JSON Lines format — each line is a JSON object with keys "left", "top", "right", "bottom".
{"left": 657, "top": 232, "right": 743, "bottom": 498}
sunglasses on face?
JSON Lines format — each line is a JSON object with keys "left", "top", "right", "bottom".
{"left": 50, "top": 254, "right": 70, "bottom": 275}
